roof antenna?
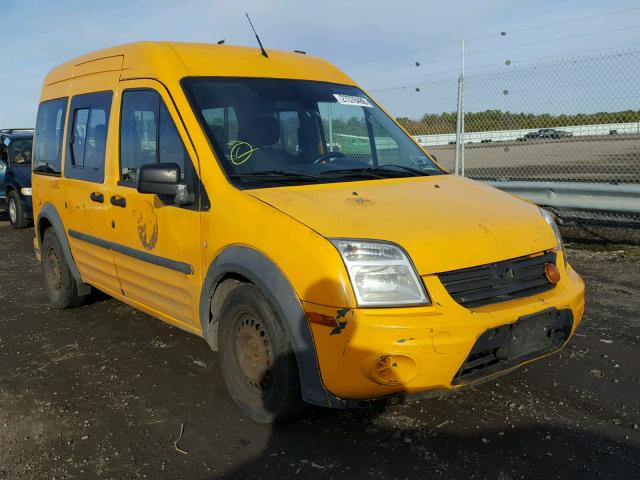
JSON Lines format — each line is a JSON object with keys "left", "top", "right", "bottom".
{"left": 245, "top": 12, "right": 268, "bottom": 58}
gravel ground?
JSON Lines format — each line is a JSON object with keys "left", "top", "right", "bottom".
{"left": 0, "top": 219, "right": 638, "bottom": 480}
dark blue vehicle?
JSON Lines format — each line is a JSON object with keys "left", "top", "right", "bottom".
{"left": 0, "top": 129, "right": 34, "bottom": 228}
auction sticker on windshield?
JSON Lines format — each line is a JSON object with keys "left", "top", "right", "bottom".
{"left": 333, "top": 94, "right": 372, "bottom": 108}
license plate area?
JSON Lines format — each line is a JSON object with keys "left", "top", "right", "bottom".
{"left": 453, "top": 308, "right": 573, "bottom": 384}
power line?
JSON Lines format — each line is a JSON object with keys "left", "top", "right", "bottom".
{"left": 350, "top": 25, "right": 640, "bottom": 80}
{"left": 363, "top": 46, "right": 640, "bottom": 90}
{"left": 461, "top": 25, "right": 640, "bottom": 60}
{"left": 338, "top": 40, "right": 465, "bottom": 68}
{"left": 505, "top": 6, "right": 640, "bottom": 35}
{"left": 340, "top": 6, "right": 640, "bottom": 70}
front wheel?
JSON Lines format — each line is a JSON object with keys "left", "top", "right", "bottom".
{"left": 41, "top": 230, "right": 89, "bottom": 309}
{"left": 8, "top": 190, "right": 29, "bottom": 229}
{"left": 218, "top": 284, "right": 304, "bottom": 423}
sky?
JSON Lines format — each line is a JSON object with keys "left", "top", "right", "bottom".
{"left": 1, "top": 0, "right": 639, "bottom": 126}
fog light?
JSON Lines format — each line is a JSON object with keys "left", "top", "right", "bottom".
{"left": 368, "top": 354, "right": 419, "bottom": 385}
{"left": 545, "top": 263, "right": 560, "bottom": 284}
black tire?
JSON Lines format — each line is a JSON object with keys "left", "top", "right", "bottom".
{"left": 7, "top": 190, "right": 29, "bottom": 229}
{"left": 41, "top": 229, "right": 89, "bottom": 309}
{"left": 218, "top": 284, "right": 304, "bottom": 423}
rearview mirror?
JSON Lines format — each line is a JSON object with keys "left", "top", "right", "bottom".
{"left": 137, "top": 163, "right": 194, "bottom": 207}
{"left": 137, "top": 163, "right": 181, "bottom": 196}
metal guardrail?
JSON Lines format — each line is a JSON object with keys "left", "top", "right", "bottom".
{"left": 486, "top": 181, "right": 640, "bottom": 215}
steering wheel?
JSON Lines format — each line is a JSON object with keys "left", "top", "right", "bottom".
{"left": 314, "top": 151, "right": 345, "bottom": 164}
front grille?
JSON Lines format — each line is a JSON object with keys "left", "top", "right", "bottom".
{"left": 438, "top": 251, "right": 556, "bottom": 308}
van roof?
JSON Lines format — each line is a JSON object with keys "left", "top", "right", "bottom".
{"left": 44, "top": 41, "right": 355, "bottom": 87}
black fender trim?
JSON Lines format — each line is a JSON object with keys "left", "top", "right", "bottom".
{"left": 36, "top": 203, "right": 92, "bottom": 296}
{"left": 199, "top": 245, "right": 346, "bottom": 409}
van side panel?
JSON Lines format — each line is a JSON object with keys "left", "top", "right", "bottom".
{"left": 61, "top": 71, "right": 122, "bottom": 294}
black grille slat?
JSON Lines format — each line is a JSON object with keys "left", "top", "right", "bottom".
{"left": 516, "top": 265, "right": 545, "bottom": 279}
{"left": 439, "top": 252, "right": 556, "bottom": 308}
{"left": 457, "top": 279, "right": 549, "bottom": 305}
{"left": 444, "top": 276, "right": 495, "bottom": 293}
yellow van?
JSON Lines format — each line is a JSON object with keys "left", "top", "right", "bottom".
{"left": 32, "top": 42, "right": 585, "bottom": 422}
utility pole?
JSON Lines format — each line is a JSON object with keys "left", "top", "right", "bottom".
{"left": 454, "top": 38, "right": 465, "bottom": 175}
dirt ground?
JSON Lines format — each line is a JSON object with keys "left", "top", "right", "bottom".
{"left": 0, "top": 218, "right": 638, "bottom": 480}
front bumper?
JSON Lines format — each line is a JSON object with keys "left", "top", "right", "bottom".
{"left": 305, "top": 255, "right": 585, "bottom": 402}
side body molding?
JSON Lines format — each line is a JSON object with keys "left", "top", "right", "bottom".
{"left": 36, "top": 202, "right": 92, "bottom": 296}
{"left": 200, "top": 245, "right": 346, "bottom": 408}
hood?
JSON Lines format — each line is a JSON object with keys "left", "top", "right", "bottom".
{"left": 10, "top": 163, "right": 31, "bottom": 187}
{"left": 248, "top": 175, "right": 557, "bottom": 275}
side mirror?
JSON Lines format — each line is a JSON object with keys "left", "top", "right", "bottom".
{"left": 137, "top": 163, "right": 181, "bottom": 196}
{"left": 137, "top": 163, "right": 194, "bottom": 206}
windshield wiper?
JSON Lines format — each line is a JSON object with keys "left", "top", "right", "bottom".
{"left": 229, "top": 170, "right": 322, "bottom": 182}
{"left": 377, "top": 164, "right": 438, "bottom": 176}
{"left": 320, "top": 165, "right": 432, "bottom": 178}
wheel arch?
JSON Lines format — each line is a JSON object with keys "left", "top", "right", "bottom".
{"left": 200, "top": 245, "right": 346, "bottom": 408}
{"left": 37, "top": 202, "right": 91, "bottom": 296}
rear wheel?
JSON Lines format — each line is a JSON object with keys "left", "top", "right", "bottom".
{"left": 8, "top": 190, "right": 29, "bottom": 229}
{"left": 218, "top": 284, "right": 304, "bottom": 423}
{"left": 41, "top": 230, "right": 89, "bottom": 309}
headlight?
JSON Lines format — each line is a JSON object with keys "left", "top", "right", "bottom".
{"left": 20, "top": 187, "right": 32, "bottom": 196}
{"left": 540, "top": 208, "right": 567, "bottom": 266}
{"left": 331, "top": 239, "right": 429, "bottom": 307}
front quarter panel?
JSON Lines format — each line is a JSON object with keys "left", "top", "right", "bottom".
{"left": 199, "top": 184, "right": 356, "bottom": 407}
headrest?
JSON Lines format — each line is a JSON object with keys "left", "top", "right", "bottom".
{"left": 244, "top": 116, "right": 280, "bottom": 147}
{"left": 93, "top": 123, "right": 107, "bottom": 140}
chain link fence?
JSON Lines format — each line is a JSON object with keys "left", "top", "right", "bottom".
{"left": 369, "top": 48, "right": 640, "bottom": 185}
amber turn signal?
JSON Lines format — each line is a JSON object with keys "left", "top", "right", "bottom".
{"left": 545, "top": 263, "right": 561, "bottom": 284}
{"left": 306, "top": 312, "right": 339, "bottom": 328}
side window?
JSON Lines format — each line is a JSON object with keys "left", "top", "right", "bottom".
{"left": 201, "top": 106, "right": 239, "bottom": 155}
{"left": 64, "top": 92, "right": 112, "bottom": 183}
{"left": 33, "top": 97, "right": 68, "bottom": 175}
{"left": 70, "top": 109, "right": 89, "bottom": 167}
{"left": 317, "top": 102, "right": 372, "bottom": 163}
{"left": 159, "top": 103, "right": 187, "bottom": 171}
{"left": 120, "top": 90, "right": 157, "bottom": 182}
{"left": 369, "top": 114, "right": 400, "bottom": 165}
{"left": 119, "top": 89, "right": 199, "bottom": 205}
{"left": 278, "top": 111, "right": 300, "bottom": 156}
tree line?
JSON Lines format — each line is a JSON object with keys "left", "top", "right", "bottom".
{"left": 395, "top": 110, "right": 640, "bottom": 135}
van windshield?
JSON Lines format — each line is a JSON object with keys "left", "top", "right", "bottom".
{"left": 183, "top": 78, "right": 443, "bottom": 188}
{"left": 8, "top": 137, "right": 33, "bottom": 164}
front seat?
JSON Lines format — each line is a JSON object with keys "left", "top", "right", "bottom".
{"left": 234, "top": 116, "right": 294, "bottom": 172}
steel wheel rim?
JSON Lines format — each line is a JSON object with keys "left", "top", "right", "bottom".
{"left": 235, "top": 313, "right": 273, "bottom": 392}
{"left": 45, "top": 246, "right": 62, "bottom": 292}
{"left": 8, "top": 198, "right": 16, "bottom": 224}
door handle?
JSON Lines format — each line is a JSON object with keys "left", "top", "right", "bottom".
{"left": 89, "top": 192, "right": 104, "bottom": 203}
{"left": 110, "top": 195, "right": 127, "bottom": 208}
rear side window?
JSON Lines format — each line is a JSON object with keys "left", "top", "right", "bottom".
{"left": 33, "top": 98, "right": 68, "bottom": 175}
{"left": 64, "top": 91, "right": 112, "bottom": 183}
{"left": 119, "top": 89, "right": 196, "bottom": 188}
